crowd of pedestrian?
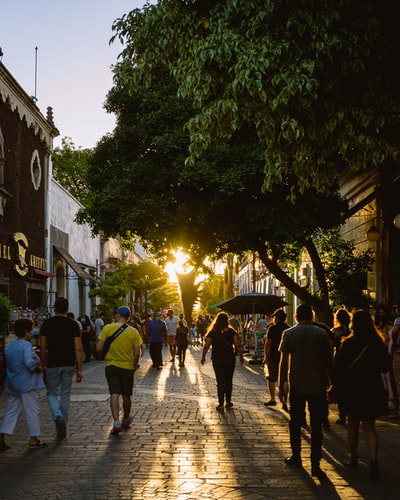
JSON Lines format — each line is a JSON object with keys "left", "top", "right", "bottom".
{"left": 259, "top": 302, "right": 395, "bottom": 482}
{"left": 0, "top": 299, "right": 398, "bottom": 486}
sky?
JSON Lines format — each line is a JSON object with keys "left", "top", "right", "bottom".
{"left": 1, "top": 1, "right": 154, "bottom": 149}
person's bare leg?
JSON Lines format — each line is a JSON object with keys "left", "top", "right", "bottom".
{"left": 268, "top": 380, "right": 276, "bottom": 402}
{"left": 347, "top": 414, "right": 360, "bottom": 458}
{"left": 362, "top": 419, "right": 378, "bottom": 462}
{"left": 110, "top": 394, "right": 120, "bottom": 421}
{"left": 122, "top": 395, "right": 131, "bottom": 420}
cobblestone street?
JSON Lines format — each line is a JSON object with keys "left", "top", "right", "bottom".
{"left": 0, "top": 344, "right": 399, "bottom": 499}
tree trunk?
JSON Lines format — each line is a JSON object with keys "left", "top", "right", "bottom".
{"left": 176, "top": 270, "right": 199, "bottom": 325}
{"left": 257, "top": 246, "right": 333, "bottom": 327}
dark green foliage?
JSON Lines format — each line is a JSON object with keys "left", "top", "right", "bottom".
{"left": 110, "top": 0, "right": 400, "bottom": 194}
{"left": 317, "top": 229, "right": 375, "bottom": 309}
{"left": 0, "top": 293, "right": 12, "bottom": 332}
{"left": 52, "top": 137, "right": 93, "bottom": 206}
{"left": 90, "top": 261, "right": 179, "bottom": 317}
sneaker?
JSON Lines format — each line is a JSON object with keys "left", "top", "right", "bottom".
{"left": 122, "top": 417, "right": 133, "bottom": 428}
{"left": 264, "top": 400, "right": 277, "bottom": 406}
{"left": 110, "top": 421, "right": 122, "bottom": 435}
{"left": 55, "top": 416, "right": 67, "bottom": 439}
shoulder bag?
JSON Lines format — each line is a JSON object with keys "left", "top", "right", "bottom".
{"left": 101, "top": 323, "right": 128, "bottom": 359}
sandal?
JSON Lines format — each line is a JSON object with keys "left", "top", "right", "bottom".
{"left": 29, "top": 440, "right": 48, "bottom": 449}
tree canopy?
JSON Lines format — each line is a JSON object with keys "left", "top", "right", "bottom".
{"left": 79, "top": 64, "right": 347, "bottom": 264}
{"left": 78, "top": 58, "right": 368, "bottom": 323}
{"left": 111, "top": 0, "right": 400, "bottom": 195}
{"left": 77, "top": 1, "right": 393, "bottom": 323}
{"left": 90, "top": 261, "right": 179, "bottom": 318}
{"left": 52, "top": 137, "right": 93, "bottom": 205}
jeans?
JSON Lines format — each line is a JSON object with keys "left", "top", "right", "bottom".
{"left": 289, "top": 387, "right": 325, "bottom": 464}
{"left": 212, "top": 357, "right": 236, "bottom": 406}
{"left": 46, "top": 366, "right": 74, "bottom": 423}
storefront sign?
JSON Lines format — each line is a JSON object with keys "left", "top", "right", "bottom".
{"left": 0, "top": 232, "right": 48, "bottom": 277}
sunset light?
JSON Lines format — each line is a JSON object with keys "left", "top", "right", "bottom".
{"left": 165, "top": 250, "right": 191, "bottom": 283}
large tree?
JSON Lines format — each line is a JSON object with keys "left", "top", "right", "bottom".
{"left": 78, "top": 62, "right": 365, "bottom": 324}
{"left": 111, "top": 0, "right": 400, "bottom": 195}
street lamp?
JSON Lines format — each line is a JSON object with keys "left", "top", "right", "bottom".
{"left": 393, "top": 214, "right": 400, "bottom": 229}
{"left": 366, "top": 225, "right": 380, "bottom": 241}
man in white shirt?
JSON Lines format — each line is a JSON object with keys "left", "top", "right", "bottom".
{"left": 165, "top": 309, "right": 179, "bottom": 362}
{"left": 95, "top": 313, "right": 105, "bottom": 339}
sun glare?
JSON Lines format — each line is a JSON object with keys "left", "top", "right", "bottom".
{"left": 165, "top": 250, "right": 191, "bottom": 283}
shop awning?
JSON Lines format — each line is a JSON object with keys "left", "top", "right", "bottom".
{"left": 33, "top": 268, "right": 54, "bottom": 278}
{"left": 53, "top": 246, "right": 95, "bottom": 282}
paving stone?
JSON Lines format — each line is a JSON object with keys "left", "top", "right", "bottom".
{"left": 0, "top": 345, "right": 399, "bottom": 499}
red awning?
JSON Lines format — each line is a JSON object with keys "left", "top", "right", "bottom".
{"left": 33, "top": 268, "right": 54, "bottom": 278}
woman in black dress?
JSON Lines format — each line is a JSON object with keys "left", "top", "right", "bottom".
{"left": 201, "top": 312, "right": 244, "bottom": 411}
{"left": 334, "top": 309, "right": 391, "bottom": 480}
{"left": 175, "top": 320, "right": 189, "bottom": 367}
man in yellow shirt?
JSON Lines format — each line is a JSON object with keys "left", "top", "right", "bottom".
{"left": 96, "top": 306, "right": 142, "bottom": 434}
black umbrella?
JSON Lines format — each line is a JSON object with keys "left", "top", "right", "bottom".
{"left": 212, "top": 293, "right": 288, "bottom": 315}
{"left": 210, "top": 293, "right": 288, "bottom": 362}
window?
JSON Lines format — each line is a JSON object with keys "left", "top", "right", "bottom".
{"left": 31, "top": 150, "right": 41, "bottom": 190}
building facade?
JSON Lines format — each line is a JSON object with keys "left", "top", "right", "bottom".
{"left": 48, "top": 178, "right": 100, "bottom": 318}
{"left": 0, "top": 61, "right": 57, "bottom": 311}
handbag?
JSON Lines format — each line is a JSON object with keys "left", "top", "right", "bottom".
{"left": 101, "top": 323, "right": 128, "bottom": 359}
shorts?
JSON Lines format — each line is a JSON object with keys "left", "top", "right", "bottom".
{"left": 267, "top": 359, "right": 279, "bottom": 383}
{"left": 105, "top": 364, "right": 134, "bottom": 396}
{"left": 166, "top": 335, "right": 176, "bottom": 346}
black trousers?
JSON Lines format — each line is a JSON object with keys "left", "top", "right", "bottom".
{"left": 149, "top": 342, "right": 163, "bottom": 368}
{"left": 82, "top": 332, "right": 91, "bottom": 362}
{"left": 177, "top": 343, "right": 188, "bottom": 364}
{"left": 289, "top": 387, "right": 325, "bottom": 464}
{"left": 212, "top": 357, "right": 236, "bottom": 406}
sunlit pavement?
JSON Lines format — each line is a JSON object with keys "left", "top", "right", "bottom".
{"left": 0, "top": 344, "right": 400, "bottom": 499}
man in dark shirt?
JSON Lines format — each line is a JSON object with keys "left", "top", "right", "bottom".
{"left": 263, "top": 310, "right": 289, "bottom": 408}
{"left": 147, "top": 312, "right": 167, "bottom": 369}
{"left": 40, "top": 297, "right": 83, "bottom": 439}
